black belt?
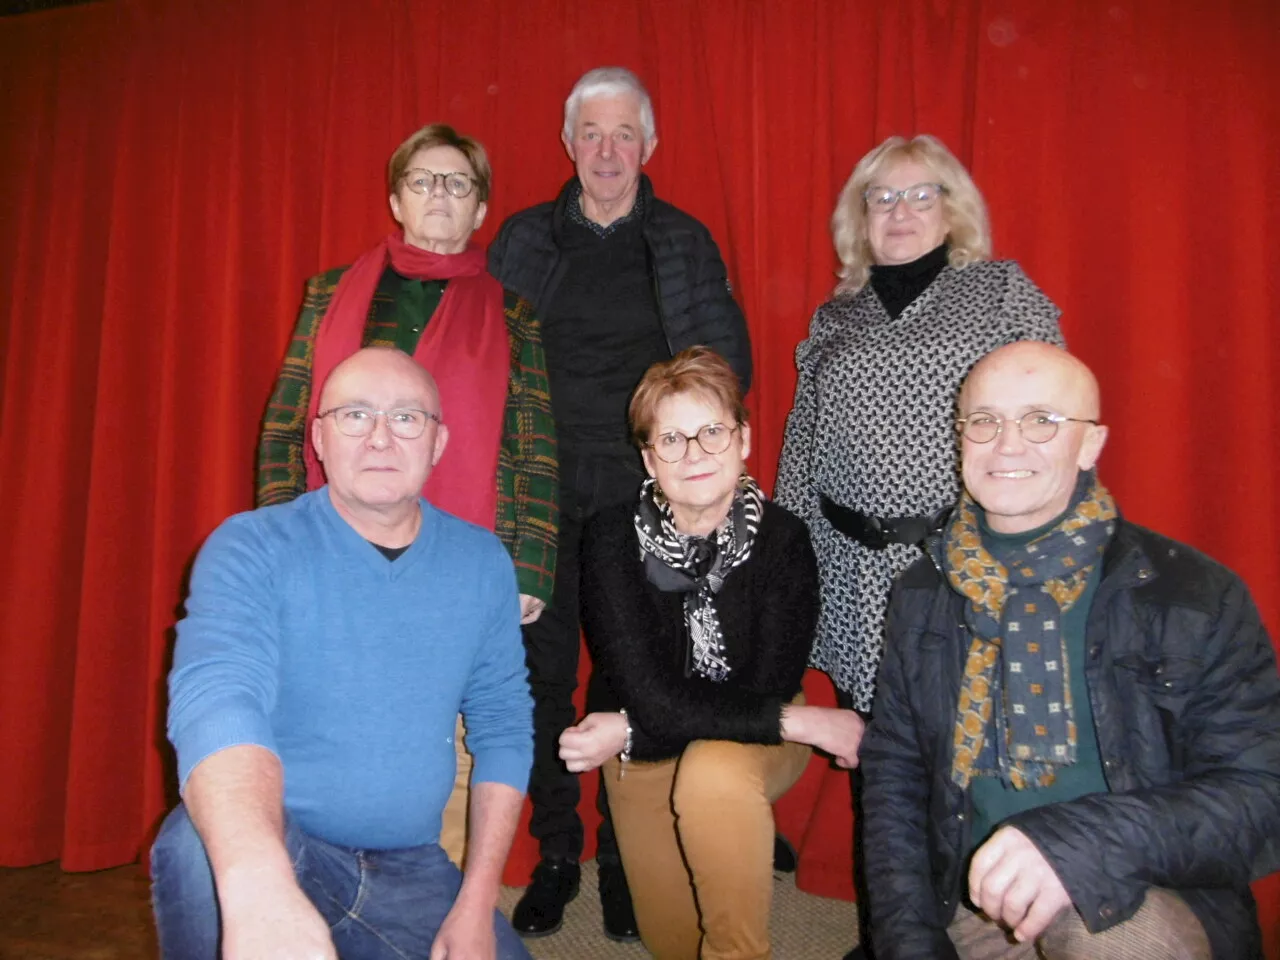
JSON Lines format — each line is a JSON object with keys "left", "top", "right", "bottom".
{"left": 819, "top": 494, "right": 948, "bottom": 550}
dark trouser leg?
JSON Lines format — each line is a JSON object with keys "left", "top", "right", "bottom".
{"left": 595, "top": 775, "right": 620, "bottom": 865}
{"left": 836, "top": 687, "right": 875, "bottom": 958}
{"left": 522, "top": 506, "right": 584, "bottom": 862}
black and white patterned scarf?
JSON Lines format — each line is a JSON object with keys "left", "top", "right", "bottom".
{"left": 634, "top": 475, "right": 764, "bottom": 681}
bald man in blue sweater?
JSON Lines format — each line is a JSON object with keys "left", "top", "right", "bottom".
{"left": 151, "top": 348, "right": 534, "bottom": 960}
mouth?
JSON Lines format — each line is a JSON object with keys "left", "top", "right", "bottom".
{"left": 989, "top": 470, "right": 1035, "bottom": 479}
{"left": 682, "top": 471, "right": 717, "bottom": 482}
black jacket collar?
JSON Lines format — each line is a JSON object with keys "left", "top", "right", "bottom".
{"left": 551, "top": 174, "right": 656, "bottom": 244}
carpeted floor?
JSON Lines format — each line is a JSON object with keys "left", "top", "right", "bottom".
{"left": 0, "top": 859, "right": 858, "bottom": 958}
{"left": 500, "top": 860, "right": 857, "bottom": 959}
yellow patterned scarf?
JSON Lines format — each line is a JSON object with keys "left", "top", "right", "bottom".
{"left": 943, "top": 472, "right": 1116, "bottom": 789}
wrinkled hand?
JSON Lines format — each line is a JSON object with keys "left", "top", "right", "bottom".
{"left": 518, "top": 595, "right": 545, "bottom": 625}
{"left": 221, "top": 877, "right": 337, "bottom": 960}
{"left": 968, "top": 826, "right": 1072, "bottom": 942}
{"left": 429, "top": 900, "right": 495, "bottom": 960}
{"left": 559, "top": 712, "right": 630, "bottom": 773}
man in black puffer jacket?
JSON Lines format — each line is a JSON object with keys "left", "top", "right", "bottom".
{"left": 488, "top": 66, "right": 750, "bottom": 943}
{"left": 862, "top": 341, "right": 1280, "bottom": 960}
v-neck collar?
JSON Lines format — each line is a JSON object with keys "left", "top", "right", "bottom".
{"left": 314, "top": 490, "right": 435, "bottom": 580}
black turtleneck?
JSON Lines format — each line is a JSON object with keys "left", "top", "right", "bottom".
{"left": 869, "top": 242, "right": 949, "bottom": 319}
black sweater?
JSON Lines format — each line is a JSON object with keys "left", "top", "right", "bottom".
{"left": 581, "top": 499, "right": 820, "bottom": 762}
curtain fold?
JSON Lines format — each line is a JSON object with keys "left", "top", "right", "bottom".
{"left": 2, "top": 0, "right": 1277, "bottom": 951}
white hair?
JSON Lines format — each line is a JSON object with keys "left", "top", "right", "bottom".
{"left": 562, "top": 66, "right": 656, "bottom": 142}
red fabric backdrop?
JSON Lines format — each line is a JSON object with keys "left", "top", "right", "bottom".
{"left": 2, "top": 0, "right": 1277, "bottom": 951}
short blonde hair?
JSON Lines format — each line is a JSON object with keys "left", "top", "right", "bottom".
{"left": 629, "top": 347, "right": 748, "bottom": 446}
{"left": 830, "top": 134, "right": 991, "bottom": 295}
{"left": 386, "top": 123, "right": 492, "bottom": 203}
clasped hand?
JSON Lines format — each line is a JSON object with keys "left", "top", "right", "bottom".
{"left": 558, "top": 711, "right": 629, "bottom": 773}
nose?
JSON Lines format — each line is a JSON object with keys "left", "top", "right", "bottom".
{"left": 995, "top": 418, "right": 1027, "bottom": 455}
{"left": 365, "top": 413, "right": 394, "bottom": 449}
{"left": 599, "top": 136, "right": 615, "bottom": 159}
{"left": 682, "top": 436, "right": 709, "bottom": 463}
{"left": 427, "top": 175, "right": 448, "bottom": 197}
{"left": 889, "top": 196, "right": 910, "bottom": 220}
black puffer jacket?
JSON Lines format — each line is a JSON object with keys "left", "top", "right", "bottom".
{"left": 487, "top": 175, "right": 752, "bottom": 391}
{"left": 861, "top": 519, "right": 1280, "bottom": 960}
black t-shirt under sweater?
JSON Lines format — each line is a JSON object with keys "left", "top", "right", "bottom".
{"left": 541, "top": 214, "right": 670, "bottom": 448}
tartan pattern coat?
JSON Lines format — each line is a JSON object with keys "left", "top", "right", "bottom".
{"left": 256, "top": 266, "right": 559, "bottom": 602}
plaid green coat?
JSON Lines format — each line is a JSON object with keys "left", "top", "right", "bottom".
{"left": 256, "top": 266, "right": 559, "bottom": 602}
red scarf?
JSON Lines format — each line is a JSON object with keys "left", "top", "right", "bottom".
{"left": 304, "top": 233, "right": 508, "bottom": 531}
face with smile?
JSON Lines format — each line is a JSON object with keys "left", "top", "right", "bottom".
{"left": 312, "top": 348, "right": 449, "bottom": 522}
{"left": 641, "top": 391, "right": 750, "bottom": 535}
{"left": 562, "top": 93, "right": 657, "bottom": 226}
{"left": 959, "top": 342, "right": 1108, "bottom": 534}
{"left": 865, "top": 158, "right": 950, "bottom": 265}
{"left": 389, "top": 144, "right": 487, "bottom": 254}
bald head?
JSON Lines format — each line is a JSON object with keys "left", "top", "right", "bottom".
{"left": 960, "top": 341, "right": 1100, "bottom": 421}
{"left": 958, "top": 341, "right": 1108, "bottom": 534}
{"left": 318, "top": 346, "right": 441, "bottom": 415}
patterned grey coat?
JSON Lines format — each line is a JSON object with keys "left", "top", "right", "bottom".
{"left": 773, "top": 260, "right": 1063, "bottom": 709}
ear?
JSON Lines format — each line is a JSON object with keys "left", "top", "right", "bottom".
{"left": 561, "top": 130, "right": 576, "bottom": 163}
{"left": 738, "top": 422, "right": 752, "bottom": 462}
{"left": 640, "top": 444, "right": 658, "bottom": 479}
{"left": 471, "top": 200, "right": 488, "bottom": 235}
{"left": 431, "top": 423, "right": 450, "bottom": 467}
{"left": 641, "top": 136, "right": 658, "bottom": 165}
{"left": 389, "top": 191, "right": 404, "bottom": 226}
{"left": 1077, "top": 423, "right": 1109, "bottom": 471}
{"left": 311, "top": 416, "right": 326, "bottom": 461}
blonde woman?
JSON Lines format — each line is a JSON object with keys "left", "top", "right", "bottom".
{"left": 773, "top": 134, "right": 1064, "bottom": 960}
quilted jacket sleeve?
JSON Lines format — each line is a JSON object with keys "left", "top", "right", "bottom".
{"left": 1006, "top": 575, "right": 1280, "bottom": 933}
{"left": 685, "top": 224, "right": 753, "bottom": 393}
{"left": 861, "top": 578, "right": 963, "bottom": 960}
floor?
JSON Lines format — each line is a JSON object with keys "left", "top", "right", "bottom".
{"left": 0, "top": 860, "right": 857, "bottom": 959}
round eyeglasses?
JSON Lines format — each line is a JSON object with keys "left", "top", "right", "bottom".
{"left": 863, "top": 182, "right": 947, "bottom": 214}
{"left": 319, "top": 405, "right": 442, "bottom": 440}
{"left": 402, "top": 168, "right": 476, "bottom": 199}
{"left": 956, "top": 410, "right": 1098, "bottom": 444}
{"left": 645, "top": 423, "right": 740, "bottom": 463}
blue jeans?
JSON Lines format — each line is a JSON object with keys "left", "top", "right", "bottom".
{"left": 151, "top": 804, "right": 531, "bottom": 960}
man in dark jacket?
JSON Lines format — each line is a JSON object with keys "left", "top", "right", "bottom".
{"left": 861, "top": 341, "right": 1280, "bottom": 960}
{"left": 487, "top": 66, "right": 751, "bottom": 941}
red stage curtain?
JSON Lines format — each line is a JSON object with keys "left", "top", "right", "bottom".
{"left": 2, "top": 0, "right": 1277, "bottom": 952}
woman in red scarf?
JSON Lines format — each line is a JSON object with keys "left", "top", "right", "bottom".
{"left": 255, "top": 123, "right": 558, "bottom": 862}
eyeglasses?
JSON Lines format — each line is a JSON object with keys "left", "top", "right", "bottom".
{"left": 956, "top": 410, "right": 1098, "bottom": 444}
{"left": 402, "top": 168, "right": 476, "bottom": 199}
{"left": 318, "top": 405, "right": 442, "bottom": 440}
{"left": 644, "top": 423, "right": 740, "bottom": 463}
{"left": 863, "top": 182, "right": 947, "bottom": 214}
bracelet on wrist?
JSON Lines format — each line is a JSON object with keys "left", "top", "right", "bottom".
{"left": 618, "top": 708, "right": 633, "bottom": 779}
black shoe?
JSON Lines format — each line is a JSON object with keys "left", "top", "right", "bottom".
{"left": 598, "top": 861, "right": 640, "bottom": 942}
{"left": 773, "top": 832, "right": 798, "bottom": 874}
{"left": 512, "top": 859, "right": 580, "bottom": 938}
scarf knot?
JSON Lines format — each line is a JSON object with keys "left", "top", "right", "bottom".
{"left": 634, "top": 476, "right": 764, "bottom": 682}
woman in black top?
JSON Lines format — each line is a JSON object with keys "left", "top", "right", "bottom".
{"left": 560, "top": 347, "right": 862, "bottom": 960}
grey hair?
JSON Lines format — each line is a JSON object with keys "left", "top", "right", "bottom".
{"left": 562, "top": 66, "right": 657, "bottom": 141}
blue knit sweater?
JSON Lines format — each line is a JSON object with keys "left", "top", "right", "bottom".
{"left": 168, "top": 489, "right": 533, "bottom": 850}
